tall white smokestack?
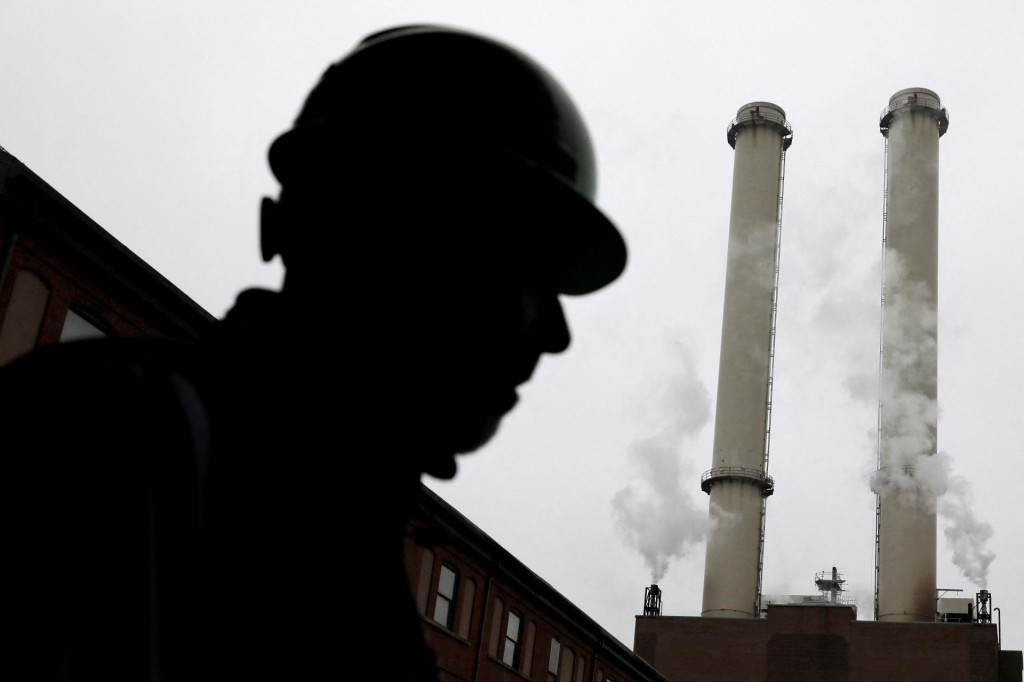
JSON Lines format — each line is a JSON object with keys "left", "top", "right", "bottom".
{"left": 701, "top": 102, "right": 791, "bottom": 619}
{"left": 871, "top": 88, "right": 949, "bottom": 623}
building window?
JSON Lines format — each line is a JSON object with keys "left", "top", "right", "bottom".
{"left": 0, "top": 269, "right": 50, "bottom": 366}
{"left": 547, "top": 637, "right": 561, "bottom": 679}
{"left": 432, "top": 563, "right": 458, "bottom": 629}
{"left": 61, "top": 307, "right": 110, "bottom": 341}
{"left": 502, "top": 610, "right": 522, "bottom": 668}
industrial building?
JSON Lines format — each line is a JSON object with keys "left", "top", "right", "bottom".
{"left": 636, "top": 597, "right": 1014, "bottom": 681}
{"left": 4, "top": 86, "right": 1020, "bottom": 680}
{"left": 637, "top": 90, "right": 1022, "bottom": 681}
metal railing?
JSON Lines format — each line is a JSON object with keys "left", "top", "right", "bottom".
{"left": 870, "top": 463, "right": 946, "bottom": 496}
{"left": 879, "top": 95, "right": 949, "bottom": 137}
{"left": 870, "top": 463, "right": 917, "bottom": 483}
{"left": 700, "top": 466, "right": 775, "bottom": 496}
{"left": 805, "top": 593, "right": 858, "bottom": 607}
{"left": 727, "top": 109, "right": 794, "bottom": 150}
{"left": 815, "top": 569, "right": 846, "bottom": 585}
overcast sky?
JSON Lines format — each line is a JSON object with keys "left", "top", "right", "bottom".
{"left": 3, "top": 0, "right": 1023, "bottom": 653}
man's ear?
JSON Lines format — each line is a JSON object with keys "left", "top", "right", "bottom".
{"left": 260, "top": 197, "right": 281, "bottom": 263}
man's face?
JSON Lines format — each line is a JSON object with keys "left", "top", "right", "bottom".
{"left": 419, "top": 235, "right": 571, "bottom": 477}
{"left": 273, "top": 171, "right": 575, "bottom": 478}
{"left": 451, "top": 272, "right": 569, "bottom": 449}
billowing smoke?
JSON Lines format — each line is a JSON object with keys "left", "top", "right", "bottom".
{"left": 877, "top": 248, "right": 937, "bottom": 477}
{"left": 935, "top": 453, "right": 996, "bottom": 588}
{"left": 612, "top": 339, "right": 712, "bottom": 584}
{"left": 911, "top": 452, "right": 996, "bottom": 587}
{"left": 873, "top": 249, "right": 996, "bottom": 587}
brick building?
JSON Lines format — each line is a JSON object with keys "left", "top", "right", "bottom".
{"left": 0, "top": 146, "right": 213, "bottom": 366}
{"left": 409, "top": 485, "right": 666, "bottom": 682}
{"left": 635, "top": 604, "right": 1022, "bottom": 681}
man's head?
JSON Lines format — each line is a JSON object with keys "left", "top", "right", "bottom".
{"left": 260, "top": 25, "right": 626, "bottom": 476}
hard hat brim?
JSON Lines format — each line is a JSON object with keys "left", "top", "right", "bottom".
{"left": 268, "top": 127, "right": 627, "bottom": 296}
{"left": 509, "top": 154, "right": 627, "bottom": 296}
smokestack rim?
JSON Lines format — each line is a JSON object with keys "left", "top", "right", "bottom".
{"left": 879, "top": 87, "right": 949, "bottom": 138}
{"left": 736, "top": 101, "right": 786, "bottom": 119}
{"left": 726, "top": 101, "right": 792, "bottom": 150}
{"left": 887, "top": 87, "right": 941, "bottom": 108}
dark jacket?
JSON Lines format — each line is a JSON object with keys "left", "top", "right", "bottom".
{"left": 4, "top": 289, "right": 438, "bottom": 680}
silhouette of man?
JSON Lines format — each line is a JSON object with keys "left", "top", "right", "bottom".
{"left": 5, "top": 25, "right": 625, "bottom": 680}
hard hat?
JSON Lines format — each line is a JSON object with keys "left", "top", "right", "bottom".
{"left": 268, "top": 25, "right": 626, "bottom": 295}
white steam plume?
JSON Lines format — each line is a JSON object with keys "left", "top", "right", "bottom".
{"left": 900, "top": 452, "right": 996, "bottom": 588}
{"left": 873, "top": 249, "right": 995, "bottom": 587}
{"left": 878, "top": 248, "right": 938, "bottom": 476}
{"left": 936, "top": 453, "right": 996, "bottom": 588}
{"left": 612, "top": 339, "right": 712, "bottom": 584}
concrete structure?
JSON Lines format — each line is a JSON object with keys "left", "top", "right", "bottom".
{"left": 635, "top": 603, "right": 1020, "bottom": 682}
{"left": 701, "top": 103, "right": 792, "bottom": 618}
{"left": 871, "top": 88, "right": 949, "bottom": 623}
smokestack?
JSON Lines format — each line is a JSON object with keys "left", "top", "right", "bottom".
{"left": 815, "top": 566, "right": 846, "bottom": 605}
{"left": 644, "top": 584, "right": 663, "bottom": 617}
{"left": 871, "top": 88, "right": 949, "bottom": 623}
{"left": 976, "top": 590, "right": 992, "bottom": 624}
{"left": 700, "top": 102, "right": 791, "bottom": 618}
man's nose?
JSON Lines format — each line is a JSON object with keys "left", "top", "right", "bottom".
{"left": 541, "top": 295, "right": 570, "bottom": 354}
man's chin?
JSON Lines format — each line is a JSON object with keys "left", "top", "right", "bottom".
{"left": 423, "top": 453, "right": 458, "bottom": 480}
{"left": 422, "top": 414, "right": 503, "bottom": 480}
{"left": 455, "top": 412, "right": 503, "bottom": 454}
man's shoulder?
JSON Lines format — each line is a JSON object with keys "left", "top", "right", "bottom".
{"left": 0, "top": 336, "right": 201, "bottom": 387}
{"left": 1, "top": 335, "right": 220, "bottom": 501}
{"left": 0, "top": 337, "right": 212, "bottom": 446}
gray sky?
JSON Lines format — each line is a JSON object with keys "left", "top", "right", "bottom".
{"left": 3, "top": 0, "right": 1023, "bottom": 652}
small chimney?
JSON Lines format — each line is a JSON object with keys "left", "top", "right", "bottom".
{"left": 644, "top": 584, "right": 662, "bottom": 617}
{"left": 976, "top": 590, "right": 992, "bottom": 624}
{"left": 814, "top": 566, "right": 847, "bottom": 604}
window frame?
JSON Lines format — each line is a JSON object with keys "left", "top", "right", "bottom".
{"left": 60, "top": 305, "right": 113, "bottom": 341}
{"left": 548, "top": 637, "right": 561, "bottom": 677}
{"left": 501, "top": 609, "right": 523, "bottom": 668}
{"left": 431, "top": 562, "right": 458, "bottom": 629}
